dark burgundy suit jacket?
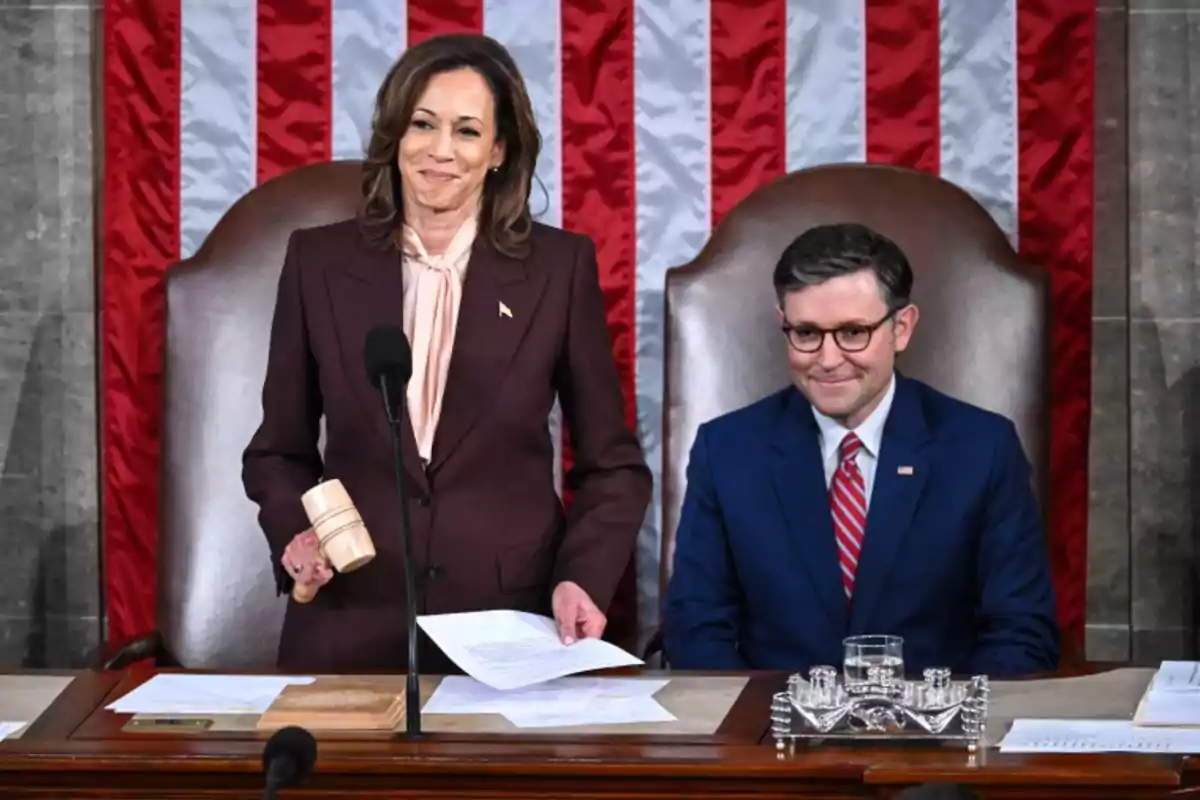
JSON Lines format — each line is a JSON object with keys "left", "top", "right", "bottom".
{"left": 242, "top": 217, "right": 652, "bottom": 672}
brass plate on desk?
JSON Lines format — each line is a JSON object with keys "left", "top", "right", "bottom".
{"left": 122, "top": 717, "right": 214, "bottom": 734}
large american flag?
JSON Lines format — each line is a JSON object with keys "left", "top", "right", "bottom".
{"left": 101, "top": 0, "right": 1094, "bottom": 653}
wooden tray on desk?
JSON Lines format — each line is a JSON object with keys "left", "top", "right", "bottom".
{"left": 256, "top": 678, "right": 406, "bottom": 732}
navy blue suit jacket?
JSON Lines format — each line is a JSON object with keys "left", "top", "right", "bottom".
{"left": 663, "top": 373, "right": 1060, "bottom": 677}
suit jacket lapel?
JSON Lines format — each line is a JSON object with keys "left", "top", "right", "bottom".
{"left": 847, "top": 374, "right": 933, "bottom": 634}
{"left": 770, "top": 390, "right": 849, "bottom": 634}
{"left": 428, "top": 236, "right": 546, "bottom": 472}
{"left": 326, "top": 232, "right": 429, "bottom": 494}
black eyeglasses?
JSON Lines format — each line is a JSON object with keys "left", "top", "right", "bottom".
{"left": 780, "top": 307, "right": 901, "bottom": 354}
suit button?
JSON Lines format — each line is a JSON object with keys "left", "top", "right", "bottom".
{"left": 415, "top": 495, "right": 430, "bottom": 507}
{"left": 424, "top": 565, "right": 441, "bottom": 579}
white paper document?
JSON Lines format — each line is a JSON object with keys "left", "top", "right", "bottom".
{"left": 1132, "top": 661, "right": 1200, "bottom": 726}
{"left": 0, "top": 721, "right": 26, "bottom": 741}
{"left": 503, "top": 696, "right": 676, "bottom": 728}
{"left": 105, "top": 675, "right": 316, "bottom": 715}
{"left": 417, "top": 610, "right": 643, "bottom": 690}
{"left": 423, "top": 675, "right": 674, "bottom": 728}
{"left": 1149, "top": 661, "right": 1200, "bottom": 692}
{"left": 423, "top": 675, "right": 668, "bottom": 714}
{"left": 1137, "top": 688, "right": 1200, "bottom": 727}
{"left": 1000, "top": 719, "right": 1200, "bottom": 753}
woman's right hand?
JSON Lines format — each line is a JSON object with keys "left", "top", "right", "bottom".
{"left": 281, "top": 529, "right": 333, "bottom": 601}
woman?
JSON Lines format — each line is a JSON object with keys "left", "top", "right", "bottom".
{"left": 242, "top": 34, "right": 651, "bottom": 672}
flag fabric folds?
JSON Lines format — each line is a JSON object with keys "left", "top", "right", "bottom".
{"left": 101, "top": 0, "right": 1093, "bottom": 650}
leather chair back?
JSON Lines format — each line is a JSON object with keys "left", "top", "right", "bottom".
{"left": 661, "top": 163, "right": 1049, "bottom": 596}
{"left": 158, "top": 161, "right": 363, "bottom": 668}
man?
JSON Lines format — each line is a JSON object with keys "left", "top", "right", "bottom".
{"left": 663, "top": 222, "right": 1060, "bottom": 676}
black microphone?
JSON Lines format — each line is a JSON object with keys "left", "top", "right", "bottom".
{"left": 261, "top": 725, "right": 317, "bottom": 800}
{"left": 363, "top": 324, "right": 423, "bottom": 738}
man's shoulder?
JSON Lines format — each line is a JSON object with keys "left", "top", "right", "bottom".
{"left": 696, "top": 387, "right": 795, "bottom": 450}
{"left": 902, "top": 375, "right": 1020, "bottom": 447}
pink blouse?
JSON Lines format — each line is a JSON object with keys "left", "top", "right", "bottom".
{"left": 399, "top": 216, "right": 477, "bottom": 463}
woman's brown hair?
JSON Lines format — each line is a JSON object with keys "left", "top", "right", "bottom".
{"left": 359, "top": 34, "right": 541, "bottom": 259}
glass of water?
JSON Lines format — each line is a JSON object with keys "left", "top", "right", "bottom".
{"left": 842, "top": 634, "right": 904, "bottom": 687}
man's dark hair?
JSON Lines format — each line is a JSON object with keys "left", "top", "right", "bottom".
{"left": 772, "top": 222, "right": 913, "bottom": 310}
{"left": 894, "top": 783, "right": 982, "bottom": 800}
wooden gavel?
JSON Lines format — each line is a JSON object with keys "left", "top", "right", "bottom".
{"left": 291, "top": 479, "right": 377, "bottom": 603}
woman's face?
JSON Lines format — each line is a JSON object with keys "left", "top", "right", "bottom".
{"left": 398, "top": 67, "right": 506, "bottom": 217}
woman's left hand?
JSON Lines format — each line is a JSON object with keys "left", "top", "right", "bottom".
{"left": 551, "top": 581, "right": 606, "bottom": 644}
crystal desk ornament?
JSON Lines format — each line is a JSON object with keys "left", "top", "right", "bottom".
{"left": 770, "top": 635, "right": 990, "bottom": 753}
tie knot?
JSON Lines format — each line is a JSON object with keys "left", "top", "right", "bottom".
{"left": 839, "top": 432, "right": 863, "bottom": 462}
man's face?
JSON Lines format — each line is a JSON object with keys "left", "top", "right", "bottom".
{"left": 777, "top": 270, "right": 918, "bottom": 429}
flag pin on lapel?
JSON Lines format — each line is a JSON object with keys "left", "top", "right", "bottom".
{"left": 897, "top": 466, "right": 914, "bottom": 476}
{"left": 499, "top": 301, "right": 512, "bottom": 319}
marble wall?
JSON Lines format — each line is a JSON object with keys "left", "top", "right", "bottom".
{"left": 0, "top": 1, "right": 100, "bottom": 666}
{"left": 1087, "top": 0, "right": 1200, "bottom": 662}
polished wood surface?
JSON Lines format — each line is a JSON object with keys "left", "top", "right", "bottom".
{"left": 0, "top": 666, "right": 1197, "bottom": 799}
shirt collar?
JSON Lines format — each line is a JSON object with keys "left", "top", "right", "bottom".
{"left": 812, "top": 373, "right": 896, "bottom": 463}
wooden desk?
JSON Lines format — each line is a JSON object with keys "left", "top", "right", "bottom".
{"left": 0, "top": 667, "right": 1195, "bottom": 799}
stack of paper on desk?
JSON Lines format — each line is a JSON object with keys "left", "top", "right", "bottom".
{"left": 1134, "top": 660, "right": 1200, "bottom": 727}
{"left": 106, "top": 675, "right": 316, "bottom": 716}
{"left": 416, "top": 609, "right": 672, "bottom": 727}
{"left": 997, "top": 661, "right": 1200, "bottom": 753}
{"left": 417, "top": 609, "right": 644, "bottom": 690}
{"left": 423, "top": 675, "right": 675, "bottom": 728}
{"left": 999, "top": 719, "right": 1200, "bottom": 753}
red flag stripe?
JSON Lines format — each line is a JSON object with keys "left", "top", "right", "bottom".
{"left": 709, "top": 0, "right": 786, "bottom": 226}
{"left": 256, "top": 0, "right": 333, "bottom": 184}
{"left": 408, "top": 0, "right": 483, "bottom": 45}
{"left": 101, "top": 0, "right": 183, "bottom": 641}
{"left": 560, "top": 0, "right": 638, "bottom": 649}
{"left": 1017, "top": 0, "right": 1095, "bottom": 650}
{"left": 561, "top": 1, "right": 637, "bottom": 434}
{"left": 864, "top": 0, "right": 941, "bottom": 172}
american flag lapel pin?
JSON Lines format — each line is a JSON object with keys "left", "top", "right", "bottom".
{"left": 897, "top": 466, "right": 914, "bottom": 476}
{"left": 499, "top": 301, "right": 513, "bottom": 319}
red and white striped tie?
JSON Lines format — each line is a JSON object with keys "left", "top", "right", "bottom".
{"left": 830, "top": 433, "right": 867, "bottom": 600}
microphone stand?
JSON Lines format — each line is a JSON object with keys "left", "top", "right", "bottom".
{"left": 263, "top": 760, "right": 289, "bottom": 800}
{"left": 378, "top": 373, "right": 423, "bottom": 738}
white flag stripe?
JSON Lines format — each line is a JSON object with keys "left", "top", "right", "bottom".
{"left": 938, "top": 0, "right": 1019, "bottom": 244}
{"left": 485, "top": 0, "right": 562, "bottom": 230}
{"left": 485, "top": 0, "right": 565, "bottom": 495}
{"left": 178, "top": 0, "right": 256, "bottom": 260}
{"left": 633, "top": 0, "right": 712, "bottom": 644}
{"left": 331, "top": 0, "right": 408, "bottom": 160}
{"left": 784, "top": 0, "right": 867, "bottom": 170}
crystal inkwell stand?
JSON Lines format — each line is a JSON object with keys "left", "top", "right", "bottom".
{"left": 770, "top": 635, "right": 990, "bottom": 752}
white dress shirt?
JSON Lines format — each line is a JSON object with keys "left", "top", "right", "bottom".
{"left": 812, "top": 374, "right": 897, "bottom": 512}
